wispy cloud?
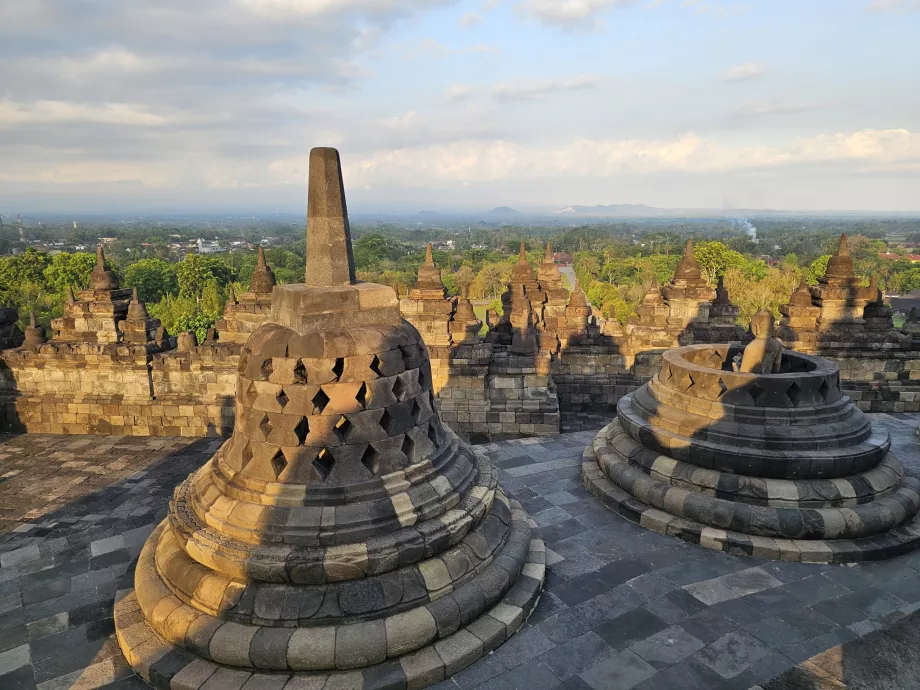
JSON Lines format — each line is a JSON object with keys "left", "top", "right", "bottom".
{"left": 867, "top": 0, "right": 920, "bottom": 12}
{"left": 722, "top": 62, "right": 765, "bottom": 82}
{"left": 492, "top": 74, "right": 600, "bottom": 100}
{"left": 444, "top": 83, "right": 474, "bottom": 102}
{"left": 336, "top": 128, "right": 920, "bottom": 187}
{"left": 0, "top": 100, "right": 168, "bottom": 126}
{"left": 516, "top": 0, "right": 634, "bottom": 28}
{"left": 731, "top": 99, "right": 825, "bottom": 117}
{"left": 459, "top": 11, "right": 483, "bottom": 25}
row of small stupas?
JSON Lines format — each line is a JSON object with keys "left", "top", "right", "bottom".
{"left": 1, "top": 226, "right": 919, "bottom": 440}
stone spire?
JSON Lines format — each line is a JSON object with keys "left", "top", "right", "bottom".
{"left": 673, "top": 238, "right": 702, "bottom": 281}
{"left": 642, "top": 275, "right": 664, "bottom": 305}
{"left": 414, "top": 242, "right": 446, "bottom": 293}
{"left": 789, "top": 278, "right": 814, "bottom": 307}
{"left": 250, "top": 246, "right": 277, "bottom": 294}
{"left": 825, "top": 234, "right": 855, "bottom": 280}
{"left": 544, "top": 242, "right": 552, "bottom": 262}
{"left": 127, "top": 287, "right": 150, "bottom": 320}
{"left": 305, "top": 147, "right": 356, "bottom": 287}
{"left": 713, "top": 275, "right": 730, "bottom": 306}
{"left": 66, "top": 286, "right": 76, "bottom": 304}
{"left": 23, "top": 311, "right": 46, "bottom": 347}
{"left": 89, "top": 245, "right": 118, "bottom": 291}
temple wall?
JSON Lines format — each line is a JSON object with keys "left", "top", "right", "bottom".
{"left": 2, "top": 337, "right": 919, "bottom": 438}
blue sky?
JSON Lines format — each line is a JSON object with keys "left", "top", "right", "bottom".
{"left": 0, "top": 0, "right": 918, "bottom": 212}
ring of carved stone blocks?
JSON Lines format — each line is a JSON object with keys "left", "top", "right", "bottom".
{"left": 167, "top": 447, "right": 499, "bottom": 584}
{"left": 594, "top": 420, "right": 920, "bottom": 541}
{"left": 132, "top": 506, "right": 536, "bottom": 670}
{"left": 152, "top": 492, "right": 518, "bottom": 624}
{"left": 603, "top": 421, "right": 904, "bottom": 508}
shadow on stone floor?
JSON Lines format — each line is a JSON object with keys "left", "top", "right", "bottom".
{"left": 0, "top": 435, "right": 220, "bottom": 689}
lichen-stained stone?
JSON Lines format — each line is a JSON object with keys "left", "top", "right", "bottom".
{"left": 117, "top": 147, "right": 544, "bottom": 689}
{"left": 585, "top": 343, "right": 920, "bottom": 563}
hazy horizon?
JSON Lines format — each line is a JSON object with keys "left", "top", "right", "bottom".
{"left": 2, "top": 1, "right": 918, "bottom": 213}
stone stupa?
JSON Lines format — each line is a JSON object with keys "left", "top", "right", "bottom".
{"left": 115, "top": 147, "right": 544, "bottom": 689}
{"left": 583, "top": 309, "right": 920, "bottom": 563}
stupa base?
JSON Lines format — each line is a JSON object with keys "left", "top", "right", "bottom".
{"left": 115, "top": 529, "right": 545, "bottom": 690}
{"left": 584, "top": 422, "right": 920, "bottom": 564}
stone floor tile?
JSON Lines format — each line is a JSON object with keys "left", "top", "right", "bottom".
{"left": 632, "top": 657, "right": 728, "bottom": 690}
{"left": 834, "top": 586, "right": 908, "bottom": 618}
{"left": 743, "top": 616, "right": 805, "bottom": 647}
{"left": 536, "top": 603, "right": 608, "bottom": 644}
{"left": 629, "top": 624, "right": 705, "bottom": 669}
{"left": 473, "top": 660, "right": 559, "bottom": 690}
{"left": 594, "top": 608, "right": 667, "bottom": 651}
{"left": 776, "top": 608, "right": 840, "bottom": 639}
{"left": 538, "top": 632, "right": 613, "bottom": 680}
{"left": 683, "top": 578, "right": 741, "bottom": 606}
{"left": 676, "top": 608, "right": 738, "bottom": 645}
{"left": 642, "top": 588, "right": 707, "bottom": 624}
{"left": 693, "top": 630, "right": 772, "bottom": 679}
{"left": 579, "top": 649, "right": 657, "bottom": 690}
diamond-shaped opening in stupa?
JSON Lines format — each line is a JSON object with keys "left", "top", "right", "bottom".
{"left": 333, "top": 415, "right": 352, "bottom": 442}
{"left": 313, "top": 448, "right": 334, "bottom": 481}
{"left": 294, "top": 416, "right": 309, "bottom": 444}
{"left": 392, "top": 376, "right": 407, "bottom": 402}
{"left": 311, "top": 389, "right": 330, "bottom": 415}
{"left": 259, "top": 414, "right": 273, "bottom": 440}
{"left": 293, "top": 360, "right": 308, "bottom": 385}
{"left": 355, "top": 382, "right": 368, "bottom": 409}
{"left": 401, "top": 434, "right": 415, "bottom": 463}
{"left": 270, "top": 450, "right": 287, "bottom": 480}
{"left": 360, "top": 445, "right": 380, "bottom": 475}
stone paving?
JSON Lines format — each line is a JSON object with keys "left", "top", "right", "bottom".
{"left": 0, "top": 415, "right": 919, "bottom": 689}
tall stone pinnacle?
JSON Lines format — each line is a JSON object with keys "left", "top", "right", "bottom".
{"left": 838, "top": 234, "right": 849, "bottom": 257}
{"left": 29, "top": 311, "right": 37, "bottom": 328}
{"left": 305, "top": 147, "right": 356, "bottom": 287}
{"left": 425, "top": 242, "right": 434, "bottom": 265}
{"left": 256, "top": 246, "right": 267, "bottom": 268}
{"left": 518, "top": 242, "right": 527, "bottom": 263}
{"left": 545, "top": 242, "right": 553, "bottom": 262}
{"left": 89, "top": 245, "right": 118, "bottom": 291}
{"left": 66, "top": 286, "right": 76, "bottom": 304}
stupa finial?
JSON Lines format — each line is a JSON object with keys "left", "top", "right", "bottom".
{"left": 305, "top": 147, "right": 356, "bottom": 287}
{"left": 424, "top": 242, "right": 434, "bottom": 266}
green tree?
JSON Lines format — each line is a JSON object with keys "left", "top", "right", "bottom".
{"left": 43, "top": 252, "right": 96, "bottom": 293}
{"left": 124, "top": 259, "right": 178, "bottom": 302}
{"left": 693, "top": 241, "right": 746, "bottom": 283}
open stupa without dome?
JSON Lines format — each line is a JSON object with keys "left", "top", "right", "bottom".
{"left": 583, "top": 309, "right": 920, "bottom": 563}
{"left": 114, "top": 147, "right": 545, "bottom": 689}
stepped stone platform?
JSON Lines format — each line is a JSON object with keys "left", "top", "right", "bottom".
{"left": 584, "top": 342, "right": 920, "bottom": 562}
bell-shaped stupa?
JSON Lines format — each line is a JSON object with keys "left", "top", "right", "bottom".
{"left": 115, "top": 147, "right": 544, "bottom": 689}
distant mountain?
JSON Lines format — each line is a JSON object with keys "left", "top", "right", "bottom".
{"left": 553, "top": 204, "right": 669, "bottom": 217}
{"left": 416, "top": 210, "right": 440, "bottom": 217}
{"left": 485, "top": 206, "right": 521, "bottom": 216}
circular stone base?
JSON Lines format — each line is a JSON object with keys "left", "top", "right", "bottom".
{"left": 583, "top": 423, "right": 920, "bottom": 564}
{"left": 115, "top": 537, "right": 545, "bottom": 690}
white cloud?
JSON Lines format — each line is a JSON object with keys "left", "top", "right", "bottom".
{"left": 459, "top": 11, "right": 483, "bottom": 25}
{"left": 238, "top": 0, "right": 454, "bottom": 19}
{"left": 327, "top": 128, "right": 920, "bottom": 187}
{"left": 379, "top": 110, "right": 420, "bottom": 129}
{"left": 0, "top": 100, "right": 168, "bottom": 126}
{"left": 492, "top": 74, "right": 600, "bottom": 100}
{"left": 517, "top": 0, "right": 633, "bottom": 27}
{"left": 867, "top": 0, "right": 920, "bottom": 12}
{"left": 722, "top": 61, "right": 764, "bottom": 82}
{"left": 444, "top": 83, "right": 474, "bottom": 102}
{"left": 730, "top": 99, "right": 824, "bottom": 117}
